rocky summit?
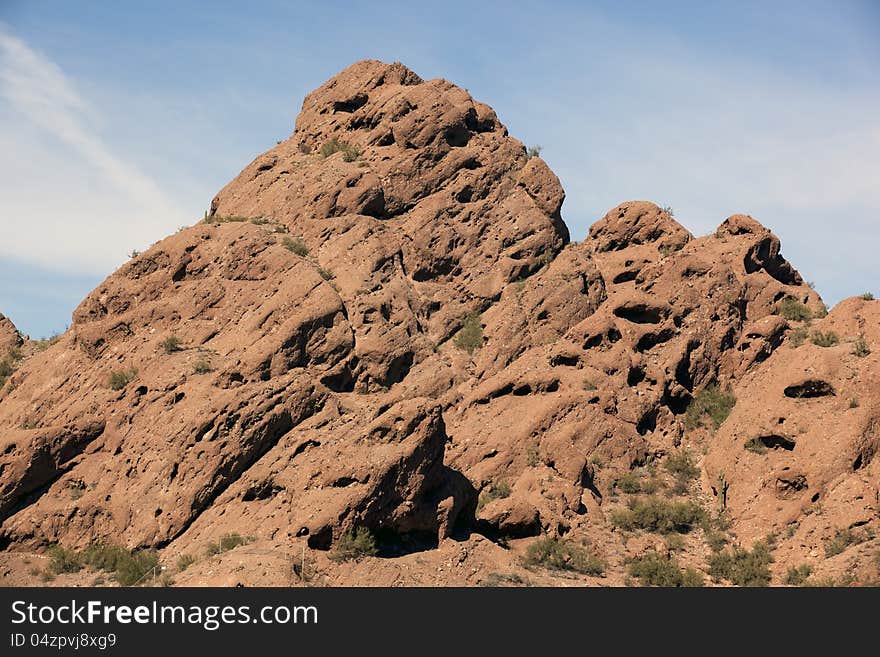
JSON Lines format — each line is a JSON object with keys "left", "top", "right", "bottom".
{"left": 0, "top": 61, "right": 877, "bottom": 587}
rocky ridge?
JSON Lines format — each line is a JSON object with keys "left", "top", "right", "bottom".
{"left": 0, "top": 60, "right": 877, "bottom": 587}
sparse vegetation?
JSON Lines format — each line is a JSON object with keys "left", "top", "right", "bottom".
{"left": 824, "top": 527, "right": 871, "bottom": 557}
{"left": 861, "top": 292, "right": 874, "bottom": 301}
{"left": 664, "top": 449, "right": 699, "bottom": 493}
{"left": 192, "top": 358, "right": 214, "bottom": 375}
{"left": 160, "top": 335, "right": 181, "bottom": 354}
{"left": 454, "top": 312, "right": 483, "bottom": 354}
{"left": 852, "top": 335, "right": 871, "bottom": 358}
{"left": 47, "top": 543, "right": 160, "bottom": 585}
{"left": 108, "top": 367, "right": 138, "bottom": 391}
{"left": 744, "top": 438, "right": 768, "bottom": 454}
{"left": 526, "top": 145, "right": 542, "bottom": 158}
{"left": 320, "top": 137, "right": 360, "bottom": 161}
{"left": 329, "top": 527, "right": 377, "bottom": 562}
{"left": 615, "top": 471, "right": 642, "bottom": 494}
{"left": 582, "top": 377, "right": 597, "bottom": 391}
{"left": 526, "top": 442, "right": 540, "bottom": 467}
{"left": 661, "top": 205, "right": 674, "bottom": 216}
{"left": 610, "top": 496, "right": 706, "bottom": 534}
{"left": 523, "top": 537, "right": 605, "bottom": 576}
{"left": 317, "top": 266, "right": 335, "bottom": 281}
{"left": 789, "top": 326, "right": 809, "bottom": 347}
{"left": 784, "top": 564, "right": 813, "bottom": 586}
{"left": 684, "top": 384, "right": 736, "bottom": 430}
{"left": 849, "top": 398, "right": 860, "bottom": 409}
{"left": 206, "top": 533, "right": 252, "bottom": 557}
{"left": 176, "top": 554, "right": 196, "bottom": 572}
{"left": 708, "top": 541, "right": 773, "bottom": 586}
{"left": 282, "top": 236, "right": 309, "bottom": 257}
{"left": 811, "top": 331, "right": 839, "bottom": 348}
{"left": 627, "top": 551, "right": 703, "bottom": 587}
{"left": 478, "top": 481, "right": 512, "bottom": 511}
{"left": 777, "top": 297, "right": 812, "bottom": 322}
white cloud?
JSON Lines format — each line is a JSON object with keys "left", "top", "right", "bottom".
{"left": 0, "top": 23, "right": 187, "bottom": 274}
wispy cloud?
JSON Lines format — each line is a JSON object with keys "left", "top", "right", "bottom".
{"left": 0, "top": 22, "right": 186, "bottom": 273}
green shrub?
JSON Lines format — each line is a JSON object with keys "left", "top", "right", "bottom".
{"left": 824, "top": 527, "right": 870, "bottom": 557}
{"left": 176, "top": 554, "right": 196, "bottom": 572}
{"left": 330, "top": 527, "right": 377, "bottom": 562}
{"left": 627, "top": 551, "right": 703, "bottom": 587}
{"left": 478, "top": 481, "right": 512, "bottom": 511}
{"left": 526, "top": 145, "right": 542, "bottom": 158}
{"left": 784, "top": 564, "right": 812, "bottom": 586}
{"left": 317, "top": 266, "right": 335, "bottom": 281}
{"left": 664, "top": 449, "right": 699, "bottom": 483}
{"left": 708, "top": 542, "right": 773, "bottom": 586}
{"left": 526, "top": 442, "right": 540, "bottom": 467}
{"left": 852, "top": 335, "right": 871, "bottom": 358}
{"left": 160, "top": 335, "right": 181, "bottom": 354}
{"left": 282, "top": 236, "right": 309, "bottom": 257}
{"left": 777, "top": 297, "right": 812, "bottom": 321}
{"left": 205, "top": 533, "right": 251, "bottom": 556}
{"left": 684, "top": 384, "right": 736, "bottom": 430}
{"left": 789, "top": 326, "right": 809, "bottom": 347}
{"left": 192, "top": 359, "right": 213, "bottom": 375}
{"left": 523, "top": 537, "right": 604, "bottom": 576}
{"left": 744, "top": 438, "right": 768, "bottom": 454}
{"left": 319, "top": 137, "right": 360, "bottom": 161}
{"left": 610, "top": 496, "right": 706, "bottom": 534}
{"left": 454, "top": 312, "right": 483, "bottom": 354}
{"left": 0, "top": 358, "right": 13, "bottom": 388}
{"left": 811, "top": 331, "right": 839, "bottom": 347}
{"left": 108, "top": 368, "right": 137, "bottom": 391}
{"left": 860, "top": 292, "right": 874, "bottom": 301}
{"left": 615, "top": 471, "right": 642, "bottom": 494}
{"left": 47, "top": 545, "right": 82, "bottom": 574}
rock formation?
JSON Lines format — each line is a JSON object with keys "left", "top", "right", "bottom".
{"left": 0, "top": 61, "right": 876, "bottom": 587}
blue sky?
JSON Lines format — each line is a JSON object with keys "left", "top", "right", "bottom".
{"left": 1, "top": 1, "right": 878, "bottom": 338}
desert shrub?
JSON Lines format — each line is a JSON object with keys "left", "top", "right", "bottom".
{"left": 704, "top": 528, "right": 729, "bottom": 552}
{"left": 47, "top": 545, "right": 82, "bottom": 574}
{"left": 319, "top": 137, "right": 360, "bottom": 161}
{"left": 34, "top": 334, "right": 61, "bottom": 351}
{"left": 582, "top": 377, "right": 597, "bottom": 391}
{"left": 176, "top": 554, "right": 196, "bottom": 572}
{"left": 824, "top": 527, "right": 869, "bottom": 557}
{"left": 526, "top": 145, "right": 542, "bottom": 158}
{"left": 777, "top": 297, "right": 812, "bottom": 321}
{"left": 627, "top": 551, "right": 703, "bottom": 587}
{"left": 861, "top": 292, "right": 874, "bottom": 301}
{"left": 811, "top": 331, "right": 839, "bottom": 347}
{"left": 789, "top": 326, "right": 809, "bottom": 347}
{"left": 744, "top": 438, "right": 768, "bottom": 454}
{"left": 684, "top": 384, "right": 736, "bottom": 430}
{"left": 610, "top": 496, "right": 706, "bottom": 534}
{"left": 665, "top": 534, "right": 686, "bottom": 552}
{"left": 330, "top": 527, "right": 377, "bottom": 562}
{"left": 114, "top": 550, "right": 159, "bottom": 586}
{"left": 661, "top": 205, "right": 674, "bottom": 216}
{"left": 708, "top": 542, "right": 773, "bottom": 586}
{"left": 852, "top": 335, "right": 871, "bottom": 358}
{"left": 526, "top": 442, "right": 540, "bottom": 467}
{"left": 160, "top": 335, "right": 181, "bottom": 354}
{"left": 523, "top": 537, "right": 604, "bottom": 576}
{"left": 206, "top": 533, "right": 251, "bottom": 556}
{"left": 108, "top": 368, "right": 137, "bottom": 391}
{"left": 0, "top": 358, "right": 13, "bottom": 388}
{"left": 784, "top": 564, "right": 813, "bottom": 586}
{"left": 478, "top": 481, "right": 512, "bottom": 511}
{"left": 282, "top": 236, "right": 309, "bottom": 257}
{"left": 849, "top": 398, "right": 860, "bottom": 409}
{"left": 615, "top": 471, "right": 642, "bottom": 494}
{"left": 454, "top": 312, "right": 483, "bottom": 354}
{"left": 192, "top": 359, "right": 213, "bottom": 374}
{"left": 317, "top": 266, "right": 335, "bottom": 281}
{"left": 664, "top": 449, "right": 699, "bottom": 484}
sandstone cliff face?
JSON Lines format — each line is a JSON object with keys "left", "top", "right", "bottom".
{"left": 0, "top": 61, "right": 876, "bottom": 587}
